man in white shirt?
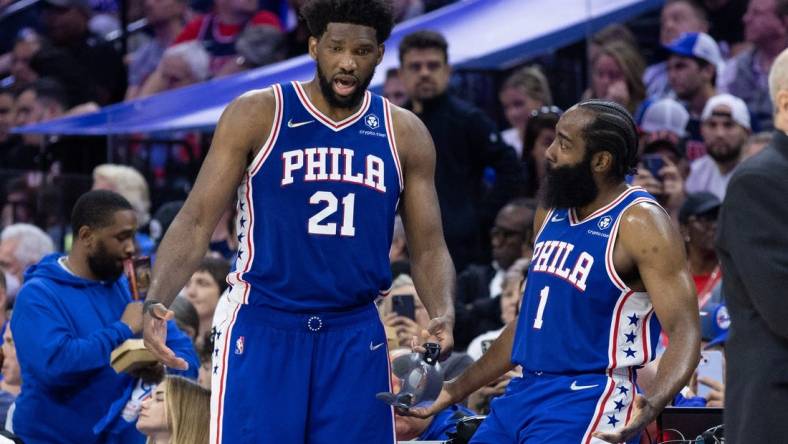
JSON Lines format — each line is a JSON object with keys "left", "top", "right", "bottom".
{"left": 685, "top": 94, "right": 751, "bottom": 200}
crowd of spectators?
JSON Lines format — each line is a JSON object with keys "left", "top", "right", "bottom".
{"left": 0, "top": 0, "right": 784, "bottom": 441}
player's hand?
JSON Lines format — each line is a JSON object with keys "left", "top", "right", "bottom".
{"left": 142, "top": 302, "right": 189, "bottom": 370}
{"left": 698, "top": 377, "right": 725, "bottom": 408}
{"left": 411, "top": 315, "right": 454, "bottom": 360}
{"left": 592, "top": 394, "right": 659, "bottom": 443}
{"left": 400, "top": 381, "right": 458, "bottom": 419}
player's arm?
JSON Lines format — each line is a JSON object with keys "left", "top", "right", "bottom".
{"left": 143, "top": 89, "right": 274, "bottom": 368}
{"left": 392, "top": 106, "right": 455, "bottom": 357}
{"left": 594, "top": 203, "right": 701, "bottom": 443}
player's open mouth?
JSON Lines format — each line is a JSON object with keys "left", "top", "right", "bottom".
{"left": 333, "top": 75, "right": 358, "bottom": 96}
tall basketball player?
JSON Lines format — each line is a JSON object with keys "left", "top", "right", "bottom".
{"left": 141, "top": 1, "right": 455, "bottom": 442}
{"left": 408, "top": 101, "right": 701, "bottom": 444}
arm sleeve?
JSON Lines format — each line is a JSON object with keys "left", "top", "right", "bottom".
{"left": 164, "top": 320, "right": 200, "bottom": 379}
{"left": 468, "top": 112, "right": 524, "bottom": 227}
{"left": 11, "top": 283, "right": 134, "bottom": 388}
{"left": 719, "top": 171, "right": 788, "bottom": 339}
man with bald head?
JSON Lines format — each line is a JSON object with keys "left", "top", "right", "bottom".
{"left": 715, "top": 47, "right": 788, "bottom": 443}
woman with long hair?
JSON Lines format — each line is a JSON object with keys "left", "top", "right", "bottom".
{"left": 584, "top": 40, "right": 646, "bottom": 115}
{"left": 137, "top": 376, "right": 210, "bottom": 444}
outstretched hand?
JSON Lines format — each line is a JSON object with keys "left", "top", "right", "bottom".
{"left": 592, "top": 395, "right": 659, "bottom": 443}
{"left": 142, "top": 302, "right": 189, "bottom": 370}
{"left": 398, "top": 382, "right": 456, "bottom": 419}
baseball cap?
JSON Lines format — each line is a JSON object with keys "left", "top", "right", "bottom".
{"left": 679, "top": 192, "right": 721, "bottom": 224}
{"left": 665, "top": 32, "right": 723, "bottom": 68}
{"left": 701, "top": 93, "right": 751, "bottom": 130}
{"left": 639, "top": 98, "right": 689, "bottom": 138}
{"left": 700, "top": 302, "right": 729, "bottom": 344}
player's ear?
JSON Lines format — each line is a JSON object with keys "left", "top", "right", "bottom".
{"left": 308, "top": 36, "right": 319, "bottom": 61}
{"left": 591, "top": 151, "right": 614, "bottom": 175}
{"left": 376, "top": 44, "right": 385, "bottom": 65}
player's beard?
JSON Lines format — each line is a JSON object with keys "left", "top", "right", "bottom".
{"left": 316, "top": 61, "right": 374, "bottom": 110}
{"left": 540, "top": 154, "right": 599, "bottom": 209}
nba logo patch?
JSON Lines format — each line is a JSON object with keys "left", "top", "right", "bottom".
{"left": 235, "top": 336, "right": 245, "bottom": 355}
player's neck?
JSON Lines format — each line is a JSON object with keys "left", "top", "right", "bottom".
{"left": 302, "top": 79, "right": 364, "bottom": 122}
{"left": 574, "top": 182, "right": 629, "bottom": 221}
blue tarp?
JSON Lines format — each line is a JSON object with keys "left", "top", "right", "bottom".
{"left": 15, "top": 0, "right": 662, "bottom": 135}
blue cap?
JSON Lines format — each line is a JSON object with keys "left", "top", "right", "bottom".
{"left": 700, "top": 302, "right": 729, "bottom": 345}
{"left": 665, "top": 32, "right": 723, "bottom": 69}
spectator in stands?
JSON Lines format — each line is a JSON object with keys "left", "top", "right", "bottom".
{"left": 679, "top": 192, "right": 722, "bottom": 307}
{"left": 183, "top": 257, "right": 229, "bottom": 350}
{"left": 0, "top": 275, "right": 7, "bottom": 327}
{"left": 0, "top": 322, "right": 21, "bottom": 427}
{"left": 721, "top": 0, "right": 788, "bottom": 131}
{"left": 9, "top": 29, "right": 42, "bottom": 92}
{"left": 399, "top": 30, "right": 523, "bottom": 272}
{"left": 383, "top": 68, "right": 408, "bottom": 107}
{"left": 686, "top": 93, "right": 750, "bottom": 200}
{"left": 0, "top": 179, "right": 38, "bottom": 228}
{"left": 0, "top": 223, "right": 55, "bottom": 302}
{"left": 454, "top": 199, "right": 534, "bottom": 351}
{"left": 149, "top": 200, "right": 184, "bottom": 249}
{"left": 170, "top": 295, "right": 199, "bottom": 342}
{"left": 208, "top": 205, "right": 237, "bottom": 260}
{"left": 498, "top": 65, "right": 553, "bottom": 157}
{"left": 215, "top": 24, "right": 286, "bottom": 77}
{"left": 40, "top": 0, "right": 127, "bottom": 104}
{"left": 390, "top": 350, "right": 473, "bottom": 441}
{"left": 645, "top": 0, "right": 709, "bottom": 98}
{"left": 93, "top": 164, "right": 155, "bottom": 256}
{"left": 126, "top": 0, "right": 188, "bottom": 99}
{"left": 172, "top": 0, "right": 281, "bottom": 76}
{"left": 139, "top": 42, "right": 211, "bottom": 97}
{"left": 0, "top": 88, "right": 15, "bottom": 148}
{"left": 10, "top": 190, "right": 197, "bottom": 444}
{"left": 742, "top": 131, "right": 772, "bottom": 159}
{"left": 665, "top": 32, "right": 723, "bottom": 161}
{"left": 587, "top": 24, "right": 638, "bottom": 65}
{"left": 521, "top": 106, "right": 561, "bottom": 197}
{"left": 584, "top": 41, "right": 646, "bottom": 115}
{"left": 380, "top": 274, "right": 472, "bottom": 381}
{"left": 10, "top": 78, "right": 68, "bottom": 154}
{"left": 391, "top": 0, "right": 424, "bottom": 23}
{"left": 637, "top": 97, "right": 690, "bottom": 152}
{"left": 136, "top": 375, "right": 210, "bottom": 444}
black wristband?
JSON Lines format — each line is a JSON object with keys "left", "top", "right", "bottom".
{"left": 143, "top": 299, "right": 163, "bottom": 315}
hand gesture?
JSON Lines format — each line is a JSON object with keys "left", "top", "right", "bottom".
{"left": 142, "top": 302, "right": 188, "bottom": 370}
{"left": 411, "top": 315, "right": 454, "bottom": 360}
{"left": 592, "top": 395, "right": 659, "bottom": 443}
{"left": 400, "top": 381, "right": 458, "bottom": 419}
{"left": 632, "top": 164, "right": 663, "bottom": 197}
{"left": 698, "top": 377, "right": 725, "bottom": 408}
{"left": 383, "top": 313, "right": 421, "bottom": 348}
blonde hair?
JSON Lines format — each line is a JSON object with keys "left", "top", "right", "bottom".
{"left": 502, "top": 65, "right": 553, "bottom": 106}
{"left": 591, "top": 41, "right": 646, "bottom": 114}
{"left": 769, "top": 48, "right": 788, "bottom": 110}
{"left": 146, "top": 376, "right": 210, "bottom": 444}
{"left": 92, "top": 164, "right": 151, "bottom": 226}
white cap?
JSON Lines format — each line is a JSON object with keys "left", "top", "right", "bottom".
{"left": 701, "top": 93, "right": 751, "bottom": 130}
{"left": 640, "top": 98, "right": 690, "bottom": 137}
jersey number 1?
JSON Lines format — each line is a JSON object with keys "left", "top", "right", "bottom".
{"left": 533, "top": 286, "right": 549, "bottom": 329}
{"left": 308, "top": 191, "right": 356, "bottom": 236}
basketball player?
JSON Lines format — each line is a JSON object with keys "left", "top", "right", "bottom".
{"left": 141, "top": 1, "right": 455, "bottom": 442}
{"left": 407, "top": 101, "right": 701, "bottom": 444}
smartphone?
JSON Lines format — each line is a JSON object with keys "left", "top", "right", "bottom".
{"left": 124, "top": 256, "right": 152, "bottom": 301}
{"left": 641, "top": 154, "right": 665, "bottom": 181}
{"left": 391, "top": 294, "right": 415, "bottom": 320}
{"left": 697, "top": 350, "right": 724, "bottom": 399}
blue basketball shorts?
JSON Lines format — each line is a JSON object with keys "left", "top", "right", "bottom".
{"left": 471, "top": 369, "right": 640, "bottom": 444}
{"left": 209, "top": 296, "right": 395, "bottom": 444}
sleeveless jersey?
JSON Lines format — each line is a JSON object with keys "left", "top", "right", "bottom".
{"left": 226, "top": 81, "right": 403, "bottom": 312}
{"left": 511, "top": 187, "right": 662, "bottom": 374}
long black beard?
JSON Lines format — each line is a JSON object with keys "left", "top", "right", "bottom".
{"left": 540, "top": 155, "right": 599, "bottom": 209}
{"left": 316, "top": 62, "right": 374, "bottom": 110}
{"left": 88, "top": 241, "right": 124, "bottom": 281}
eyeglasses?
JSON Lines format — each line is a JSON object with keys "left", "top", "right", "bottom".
{"left": 530, "top": 105, "right": 563, "bottom": 118}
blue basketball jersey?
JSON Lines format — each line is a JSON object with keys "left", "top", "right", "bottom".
{"left": 226, "top": 82, "right": 402, "bottom": 312}
{"left": 511, "top": 187, "right": 662, "bottom": 374}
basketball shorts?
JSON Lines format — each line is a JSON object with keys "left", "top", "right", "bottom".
{"left": 471, "top": 369, "right": 640, "bottom": 444}
{"left": 209, "top": 296, "right": 395, "bottom": 444}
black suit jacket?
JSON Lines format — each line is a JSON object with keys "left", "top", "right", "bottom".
{"left": 715, "top": 130, "right": 788, "bottom": 443}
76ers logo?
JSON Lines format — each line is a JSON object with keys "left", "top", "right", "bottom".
{"left": 598, "top": 216, "right": 613, "bottom": 230}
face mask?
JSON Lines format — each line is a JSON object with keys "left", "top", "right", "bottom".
{"left": 4, "top": 271, "right": 20, "bottom": 300}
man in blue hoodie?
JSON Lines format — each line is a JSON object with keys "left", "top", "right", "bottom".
{"left": 10, "top": 190, "right": 198, "bottom": 444}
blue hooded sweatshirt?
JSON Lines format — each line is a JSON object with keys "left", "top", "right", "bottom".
{"left": 10, "top": 253, "right": 198, "bottom": 444}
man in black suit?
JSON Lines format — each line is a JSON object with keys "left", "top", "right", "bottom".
{"left": 715, "top": 47, "right": 788, "bottom": 443}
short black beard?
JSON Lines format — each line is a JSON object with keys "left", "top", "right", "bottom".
{"left": 316, "top": 61, "right": 374, "bottom": 110}
{"left": 88, "top": 241, "right": 124, "bottom": 281}
{"left": 540, "top": 154, "right": 599, "bottom": 209}
{"left": 707, "top": 144, "right": 742, "bottom": 164}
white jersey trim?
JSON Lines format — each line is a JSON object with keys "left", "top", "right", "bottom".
{"left": 382, "top": 98, "right": 404, "bottom": 195}
{"left": 210, "top": 298, "right": 242, "bottom": 444}
{"left": 249, "top": 84, "right": 283, "bottom": 177}
{"left": 569, "top": 186, "right": 645, "bottom": 226}
{"left": 293, "top": 81, "right": 371, "bottom": 132}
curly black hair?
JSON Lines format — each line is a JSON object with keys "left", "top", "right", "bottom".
{"left": 300, "top": 0, "right": 394, "bottom": 44}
